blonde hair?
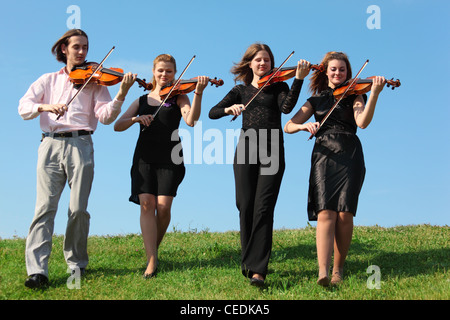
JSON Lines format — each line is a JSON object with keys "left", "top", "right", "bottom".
{"left": 151, "top": 54, "right": 177, "bottom": 91}
{"left": 231, "top": 43, "right": 275, "bottom": 85}
{"left": 309, "top": 51, "right": 352, "bottom": 96}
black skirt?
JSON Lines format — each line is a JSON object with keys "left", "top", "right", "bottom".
{"left": 129, "top": 160, "right": 185, "bottom": 204}
{"left": 307, "top": 132, "right": 366, "bottom": 220}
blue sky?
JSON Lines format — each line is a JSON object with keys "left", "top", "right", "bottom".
{"left": 1, "top": 0, "right": 449, "bottom": 239}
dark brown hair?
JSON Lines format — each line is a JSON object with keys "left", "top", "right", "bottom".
{"left": 231, "top": 43, "right": 275, "bottom": 85}
{"left": 51, "top": 29, "right": 88, "bottom": 64}
{"left": 309, "top": 51, "right": 352, "bottom": 96}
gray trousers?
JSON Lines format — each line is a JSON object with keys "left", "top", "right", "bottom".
{"left": 25, "top": 134, "right": 94, "bottom": 277}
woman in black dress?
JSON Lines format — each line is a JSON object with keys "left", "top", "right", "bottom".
{"left": 115, "top": 54, "right": 208, "bottom": 278}
{"left": 284, "top": 51, "right": 386, "bottom": 286}
{"left": 209, "top": 43, "right": 310, "bottom": 286}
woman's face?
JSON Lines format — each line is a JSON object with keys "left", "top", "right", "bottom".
{"left": 250, "top": 50, "right": 271, "bottom": 78}
{"left": 153, "top": 61, "right": 175, "bottom": 87}
{"left": 326, "top": 59, "right": 347, "bottom": 88}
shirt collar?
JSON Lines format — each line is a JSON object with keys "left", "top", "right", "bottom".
{"left": 58, "top": 67, "right": 70, "bottom": 76}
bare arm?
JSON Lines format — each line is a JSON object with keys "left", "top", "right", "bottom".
{"left": 353, "top": 76, "right": 386, "bottom": 129}
{"left": 284, "top": 101, "right": 319, "bottom": 135}
{"left": 114, "top": 72, "right": 136, "bottom": 102}
{"left": 178, "top": 76, "right": 209, "bottom": 127}
{"left": 114, "top": 98, "right": 153, "bottom": 131}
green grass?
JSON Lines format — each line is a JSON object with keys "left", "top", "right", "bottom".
{"left": 0, "top": 225, "right": 448, "bottom": 300}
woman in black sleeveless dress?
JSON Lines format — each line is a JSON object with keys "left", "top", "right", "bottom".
{"left": 115, "top": 54, "right": 209, "bottom": 278}
{"left": 209, "top": 43, "right": 310, "bottom": 286}
{"left": 284, "top": 52, "right": 386, "bottom": 286}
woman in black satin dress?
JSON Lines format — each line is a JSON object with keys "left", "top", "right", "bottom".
{"left": 284, "top": 51, "right": 386, "bottom": 286}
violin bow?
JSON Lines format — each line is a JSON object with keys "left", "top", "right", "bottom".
{"left": 231, "top": 51, "right": 295, "bottom": 122}
{"left": 57, "top": 46, "right": 115, "bottom": 120}
{"left": 142, "top": 55, "right": 196, "bottom": 132}
{"left": 308, "top": 59, "right": 369, "bottom": 140}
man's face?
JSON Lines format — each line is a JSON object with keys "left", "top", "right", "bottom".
{"left": 61, "top": 35, "right": 88, "bottom": 67}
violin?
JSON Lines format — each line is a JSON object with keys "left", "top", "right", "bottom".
{"left": 69, "top": 62, "right": 153, "bottom": 91}
{"left": 257, "top": 64, "right": 324, "bottom": 88}
{"left": 159, "top": 77, "right": 224, "bottom": 99}
{"left": 230, "top": 51, "right": 296, "bottom": 122}
{"left": 333, "top": 77, "right": 401, "bottom": 99}
{"left": 308, "top": 59, "right": 400, "bottom": 140}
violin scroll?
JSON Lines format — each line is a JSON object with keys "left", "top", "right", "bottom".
{"left": 386, "top": 78, "right": 401, "bottom": 90}
{"left": 312, "top": 64, "right": 325, "bottom": 73}
{"left": 209, "top": 77, "right": 224, "bottom": 87}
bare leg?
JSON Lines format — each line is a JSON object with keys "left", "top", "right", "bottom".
{"left": 316, "top": 209, "right": 337, "bottom": 286}
{"left": 332, "top": 211, "right": 353, "bottom": 283}
{"left": 155, "top": 196, "right": 174, "bottom": 248}
{"left": 139, "top": 194, "right": 158, "bottom": 276}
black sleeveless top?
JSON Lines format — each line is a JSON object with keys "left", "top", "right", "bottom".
{"left": 132, "top": 94, "right": 183, "bottom": 164}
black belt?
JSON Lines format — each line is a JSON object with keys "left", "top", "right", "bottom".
{"left": 42, "top": 130, "right": 93, "bottom": 140}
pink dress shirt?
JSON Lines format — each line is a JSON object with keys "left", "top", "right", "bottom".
{"left": 18, "top": 67, "right": 123, "bottom": 132}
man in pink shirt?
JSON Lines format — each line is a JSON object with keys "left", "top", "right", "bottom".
{"left": 18, "top": 29, "right": 136, "bottom": 289}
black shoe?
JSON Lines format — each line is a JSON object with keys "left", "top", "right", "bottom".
{"left": 143, "top": 258, "right": 158, "bottom": 279}
{"left": 250, "top": 277, "right": 265, "bottom": 287}
{"left": 70, "top": 267, "right": 86, "bottom": 277}
{"left": 25, "top": 274, "right": 49, "bottom": 289}
{"left": 143, "top": 267, "right": 158, "bottom": 279}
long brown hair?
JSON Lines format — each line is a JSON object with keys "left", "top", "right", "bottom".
{"left": 309, "top": 51, "right": 352, "bottom": 96}
{"left": 231, "top": 43, "right": 275, "bottom": 85}
{"left": 151, "top": 54, "right": 177, "bottom": 91}
{"left": 51, "top": 29, "right": 88, "bottom": 64}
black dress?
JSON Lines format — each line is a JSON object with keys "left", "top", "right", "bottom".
{"left": 129, "top": 95, "right": 185, "bottom": 204}
{"left": 307, "top": 88, "right": 367, "bottom": 220}
{"left": 209, "top": 79, "right": 303, "bottom": 278}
